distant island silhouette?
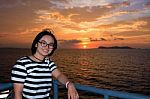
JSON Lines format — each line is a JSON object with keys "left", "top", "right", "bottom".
{"left": 98, "top": 46, "right": 134, "bottom": 49}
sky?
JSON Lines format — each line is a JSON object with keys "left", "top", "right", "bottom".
{"left": 0, "top": 0, "right": 150, "bottom": 49}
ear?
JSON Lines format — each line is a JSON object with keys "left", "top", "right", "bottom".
{"left": 35, "top": 44, "right": 38, "bottom": 47}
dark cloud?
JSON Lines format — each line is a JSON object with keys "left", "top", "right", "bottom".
{"left": 58, "top": 39, "right": 82, "bottom": 49}
{"left": 90, "top": 37, "right": 124, "bottom": 41}
{"left": 114, "top": 38, "right": 124, "bottom": 40}
{"left": 90, "top": 38, "right": 107, "bottom": 41}
{"left": 58, "top": 39, "right": 82, "bottom": 43}
{"left": 144, "top": 1, "right": 150, "bottom": 8}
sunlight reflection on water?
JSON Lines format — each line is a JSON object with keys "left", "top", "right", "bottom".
{"left": 0, "top": 48, "right": 150, "bottom": 97}
{"left": 52, "top": 49, "right": 150, "bottom": 95}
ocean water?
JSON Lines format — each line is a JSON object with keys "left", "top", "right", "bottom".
{"left": 0, "top": 48, "right": 150, "bottom": 97}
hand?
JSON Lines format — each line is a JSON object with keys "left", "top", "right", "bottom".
{"left": 68, "top": 83, "right": 79, "bottom": 99}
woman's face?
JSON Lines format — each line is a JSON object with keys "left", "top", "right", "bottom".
{"left": 36, "top": 35, "right": 54, "bottom": 56}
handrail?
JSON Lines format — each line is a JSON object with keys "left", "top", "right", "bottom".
{"left": 0, "top": 83, "right": 13, "bottom": 91}
{"left": 0, "top": 81, "right": 150, "bottom": 99}
{"left": 53, "top": 80, "right": 150, "bottom": 99}
{"left": 74, "top": 83, "right": 150, "bottom": 99}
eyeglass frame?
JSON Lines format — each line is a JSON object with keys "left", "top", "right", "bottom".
{"left": 38, "top": 40, "right": 54, "bottom": 49}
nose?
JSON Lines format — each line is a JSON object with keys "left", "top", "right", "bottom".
{"left": 44, "top": 44, "right": 50, "bottom": 49}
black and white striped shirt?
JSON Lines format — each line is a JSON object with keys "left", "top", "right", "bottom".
{"left": 11, "top": 56, "right": 57, "bottom": 99}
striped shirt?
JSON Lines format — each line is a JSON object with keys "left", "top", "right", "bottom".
{"left": 11, "top": 56, "right": 57, "bottom": 99}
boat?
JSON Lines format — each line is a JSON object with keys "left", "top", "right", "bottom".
{"left": 0, "top": 80, "right": 150, "bottom": 99}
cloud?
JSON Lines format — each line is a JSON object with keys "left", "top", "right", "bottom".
{"left": 89, "top": 36, "right": 124, "bottom": 42}
{"left": 34, "top": 0, "right": 150, "bottom": 33}
{"left": 59, "top": 39, "right": 82, "bottom": 43}
{"left": 48, "top": 0, "right": 108, "bottom": 9}
{"left": 90, "top": 38, "right": 107, "bottom": 41}
{"left": 110, "top": 20, "right": 148, "bottom": 33}
{"left": 47, "top": 0, "right": 134, "bottom": 10}
{"left": 92, "top": 0, "right": 150, "bottom": 26}
{"left": 0, "top": 0, "right": 21, "bottom": 8}
{"left": 144, "top": 1, "right": 150, "bottom": 9}
{"left": 0, "top": 0, "right": 150, "bottom": 48}
{"left": 114, "top": 37, "right": 124, "bottom": 40}
{"left": 112, "top": 0, "right": 149, "bottom": 12}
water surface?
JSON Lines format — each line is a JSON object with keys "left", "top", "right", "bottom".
{"left": 0, "top": 48, "right": 149, "bottom": 96}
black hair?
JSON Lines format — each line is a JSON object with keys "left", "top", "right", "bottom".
{"left": 31, "top": 29, "right": 57, "bottom": 56}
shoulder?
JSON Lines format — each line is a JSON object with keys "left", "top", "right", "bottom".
{"left": 15, "top": 56, "right": 33, "bottom": 64}
{"left": 16, "top": 56, "right": 31, "bottom": 63}
{"left": 13, "top": 56, "right": 31, "bottom": 68}
{"left": 11, "top": 57, "right": 28, "bottom": 83}
{"left": 45, "top": 57, "right": 57, "bottom": 71}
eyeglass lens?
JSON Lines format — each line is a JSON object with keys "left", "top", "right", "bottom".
{"left": 39, "top": 40, "right": 54, "bottom": 48}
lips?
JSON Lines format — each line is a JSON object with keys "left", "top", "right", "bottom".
{"left": 43, "top": 49, "right": 49, "bottom": 53}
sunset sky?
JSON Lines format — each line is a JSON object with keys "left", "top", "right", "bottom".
{"left": 0, "top": 0, "right": 150, "bottom": 49}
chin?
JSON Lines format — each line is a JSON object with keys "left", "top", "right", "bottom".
{"left": 41, "top": 50, "right": 51, "bottom": 56}
{"left": 43, "top": 52, "right": 51, "bottom": 56}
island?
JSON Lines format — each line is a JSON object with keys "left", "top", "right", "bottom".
{"left": 98, "top": 46, "right": 134, "bottom": 49}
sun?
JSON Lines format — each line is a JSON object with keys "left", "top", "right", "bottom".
{"left": 83, "top": 45, "right": 87, "bottom": 49}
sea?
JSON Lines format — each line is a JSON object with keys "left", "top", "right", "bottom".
{"left": 0, "top": 48, "right": 150, "bottom": 98}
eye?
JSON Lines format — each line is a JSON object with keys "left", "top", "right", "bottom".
{"left": 39, "top": 40, "right": 47, "bottom": 45}
{"left": 41, "top": 41, "right": 47, "bottom": 45}
{"left": 49, "top": 43, "right": 54, "bottom": 46}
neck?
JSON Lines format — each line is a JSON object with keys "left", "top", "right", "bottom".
{"left": 33, "top": 55, "right": 44, "bottom": 62}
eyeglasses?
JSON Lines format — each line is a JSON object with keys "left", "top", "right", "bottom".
{"left": 38, "top": 40, "right": 54, "bottom": 49}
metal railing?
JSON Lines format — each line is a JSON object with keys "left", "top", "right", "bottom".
{"left": 0, "top": 81, "right": 150, "bottom": 99}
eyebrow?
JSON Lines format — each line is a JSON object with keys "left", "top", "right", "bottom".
{"left": 40, "top": 40, "right": 54, "bottom": 44}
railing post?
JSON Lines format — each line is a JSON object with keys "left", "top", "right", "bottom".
{"left": 104, "top": 95, "right": 109, "bottom": 99}
{"left": 53, "top": 80, "right": 58, "bottom": 99}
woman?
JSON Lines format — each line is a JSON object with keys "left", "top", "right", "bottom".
{"left": 11, "top": 29, "right": 79, "bottom": 99}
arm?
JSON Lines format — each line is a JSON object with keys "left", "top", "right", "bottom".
{"left": 52, "top": 69, "right": 68, "bottom": 85}
{"left": 13, "top": 83, "right": 24, "bottom": 99}
{"left": 52, "top": 69, "right": 79, "bottom": 99}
